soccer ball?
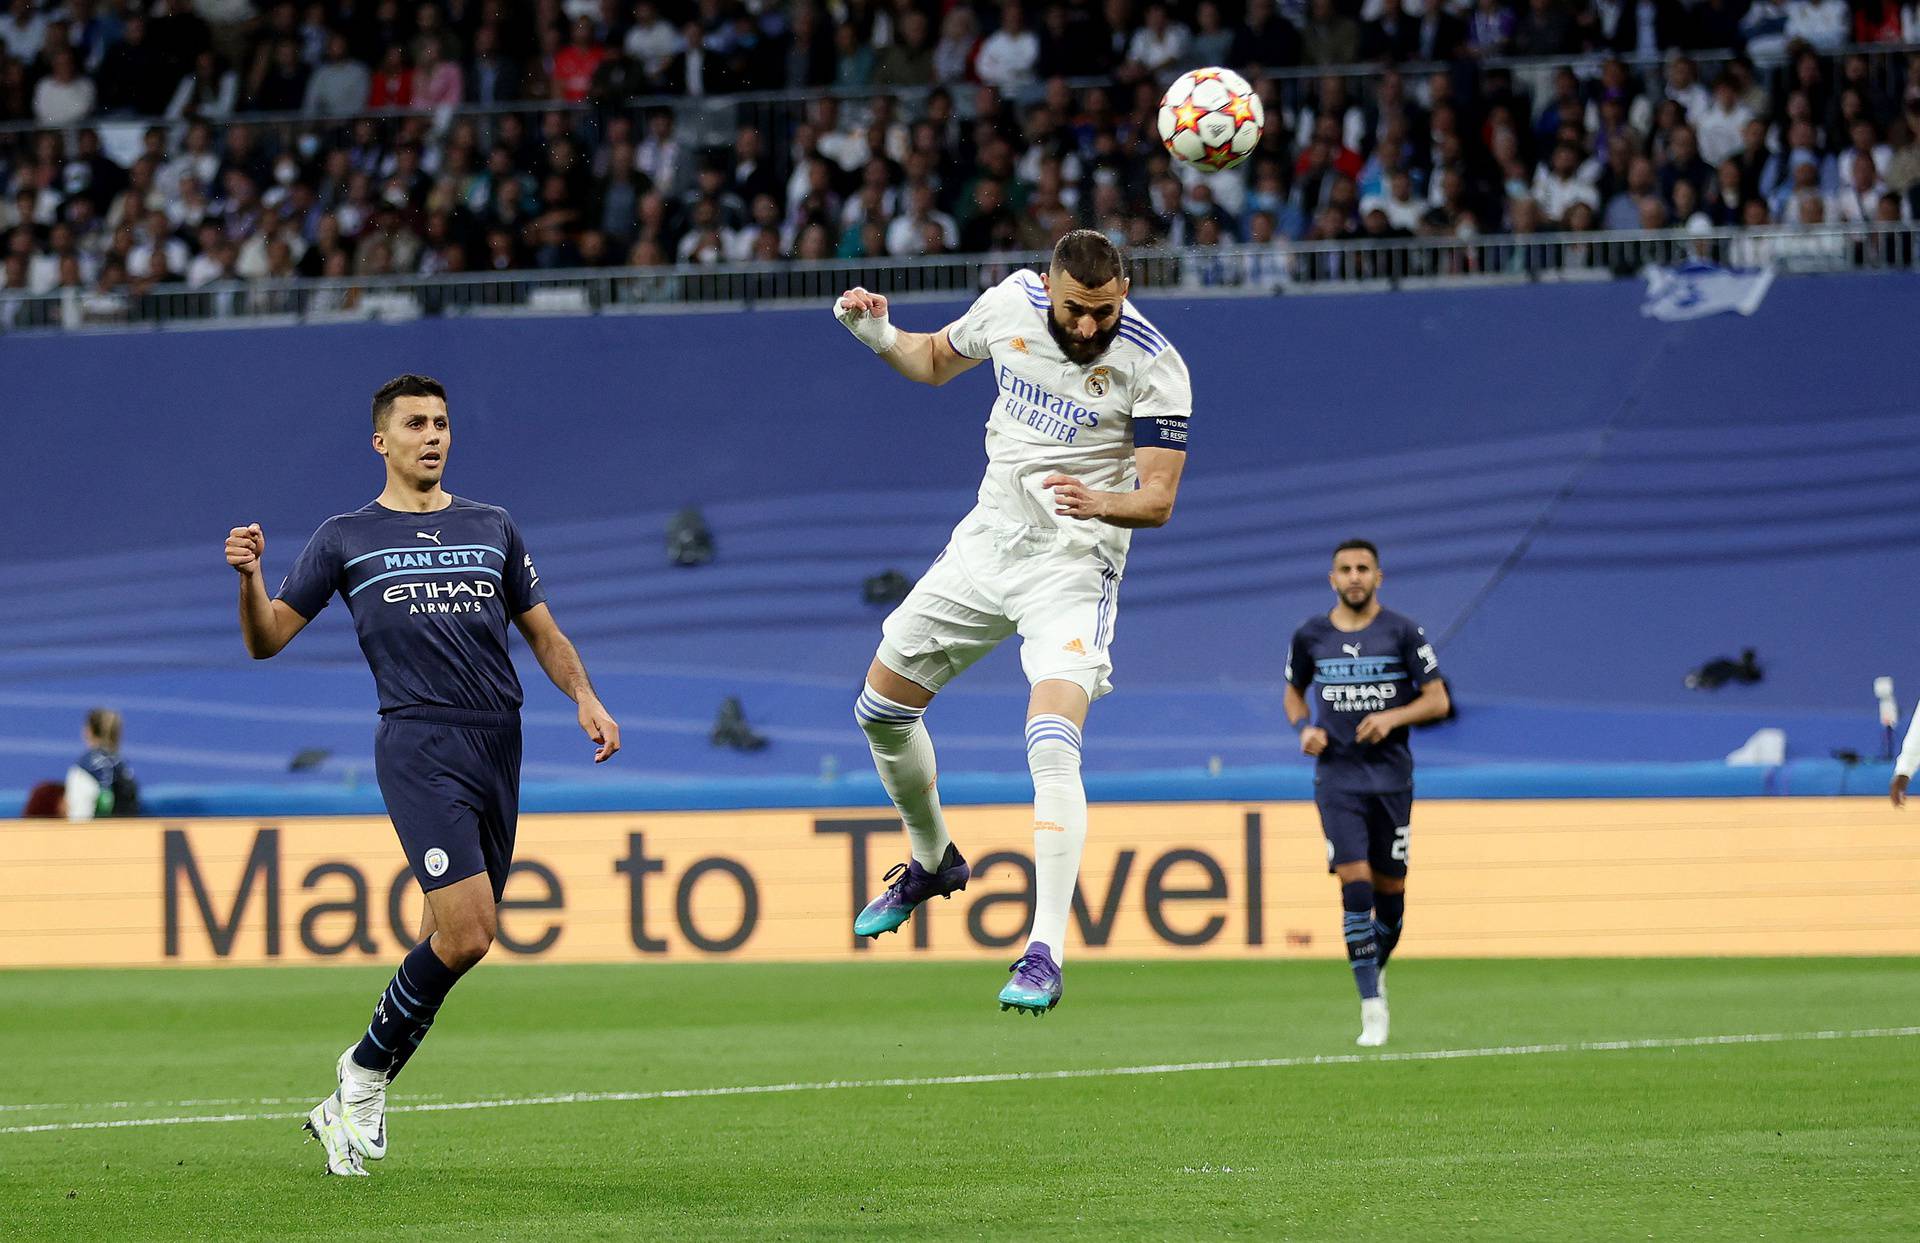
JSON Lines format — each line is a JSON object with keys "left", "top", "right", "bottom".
{"left": 1157, "top": 68, "right": 1264, "bottom": 174}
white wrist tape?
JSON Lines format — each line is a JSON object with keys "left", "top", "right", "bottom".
{"left": 834, "top": 296, "right": 899, "bottom": 354}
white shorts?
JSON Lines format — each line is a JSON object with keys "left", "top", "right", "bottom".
{"left": 877, "top": 509, "right": 1121, "bottom": 701}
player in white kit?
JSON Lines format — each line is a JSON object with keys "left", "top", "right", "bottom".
{"left": 832, "top": 231, "right": 1192, "bottom": 1014}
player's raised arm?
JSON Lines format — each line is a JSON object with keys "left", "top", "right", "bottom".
{"left": 832, "top": 287, "right": 985, "bottom": 387}
{"left": 226, "top": 523, "right": 311, "bottom": 659}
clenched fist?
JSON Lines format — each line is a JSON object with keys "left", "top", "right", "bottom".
{"left": 226, "top": 523, "right": 264, "bottom": 576}
{"left": 834, "top": 287, "right": 898, "bottom": 353}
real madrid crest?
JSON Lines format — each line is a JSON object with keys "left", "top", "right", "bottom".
{"left": 1085, "top": 367, "right": 1111, "bottom": 398}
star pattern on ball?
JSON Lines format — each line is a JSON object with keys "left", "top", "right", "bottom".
{"left": 1156, "top": 66, "right": 1265, "bottom": 175}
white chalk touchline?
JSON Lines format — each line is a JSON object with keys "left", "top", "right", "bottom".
{"left": 0, "top": 1093, "right": 448, "bottom": 1114}
{"left": 4, "top": 1026, "right": 1914, "bottom": 1137}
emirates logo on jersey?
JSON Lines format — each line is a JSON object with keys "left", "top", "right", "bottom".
{"left": 1085, "top": 367, "right": 1111, "bottom": 398}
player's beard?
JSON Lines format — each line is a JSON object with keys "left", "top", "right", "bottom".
{"left": 1341, "top": 586, "right": 1375, "bottom": 610}
{"left": 1047, "top": 312, "right": 1120, "bottom": 366}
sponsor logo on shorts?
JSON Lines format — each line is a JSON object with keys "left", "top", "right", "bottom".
{"left": 423, "top": 848, "right": 449, "bottom": 877}
{"left": 1062, "top": 637, "right": 1086, "bottom": 654}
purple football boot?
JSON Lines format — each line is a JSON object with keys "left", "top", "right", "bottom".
{"left": 853, "top": 843, "right": 970, "bottom": 937}
{"left": 997, "top": 942, "right": 1063, "bottom": 1015}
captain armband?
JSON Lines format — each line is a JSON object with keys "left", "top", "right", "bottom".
{"left": 1132, "top": 416, "right": 1190, "bottom": 450}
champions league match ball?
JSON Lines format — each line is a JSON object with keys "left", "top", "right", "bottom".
{"left": 1157, "top": 67, "right": 1264, "bottom": 173}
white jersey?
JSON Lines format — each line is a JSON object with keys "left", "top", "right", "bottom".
{"left": 944, "top": 270, "right": 1192, "bottom": 572}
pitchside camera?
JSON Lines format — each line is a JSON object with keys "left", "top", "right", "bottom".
{"left": 666, "top": 507, "right": 714, "bottom": 567}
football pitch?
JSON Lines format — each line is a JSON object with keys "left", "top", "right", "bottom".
{"left": 2, "top": 957, "right": 1915, "bottom": 1240}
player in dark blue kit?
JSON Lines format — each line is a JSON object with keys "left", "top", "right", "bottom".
{"left": 1285, "top": 540, "right": 1449, "bottom": 1048}
{"left": 224, "top": 374, "right": 620, "bottom": 1176}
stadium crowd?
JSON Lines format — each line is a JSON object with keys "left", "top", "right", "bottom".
{"left": 0, "top": 0, "right": 1917, "bottom": 300}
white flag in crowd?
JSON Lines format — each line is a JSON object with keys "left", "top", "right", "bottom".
{"left": 1640, "top": 260, "right": 1776, "bottom": 322}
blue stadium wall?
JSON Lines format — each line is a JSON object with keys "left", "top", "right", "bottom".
{"left": 2, "top": 271, "right": 1916, "bottom": 809}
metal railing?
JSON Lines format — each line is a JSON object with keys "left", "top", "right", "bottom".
{"left": 3, "top": 223, "right": 1911, "bottom": 333}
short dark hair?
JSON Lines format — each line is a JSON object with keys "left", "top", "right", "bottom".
{"left": 371, "top": 373, "right": 447, "bottom": 430}
{"left": 1334, "top": 538, "right": 1379, "bottom": 564}
{"left": 1050, "top": 229, "right": 1127, "bottom": 289}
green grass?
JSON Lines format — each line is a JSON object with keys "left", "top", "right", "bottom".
{"left": 2, "top": 958, "right": 1916, "bottom": 1241}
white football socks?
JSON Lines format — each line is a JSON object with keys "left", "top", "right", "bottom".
{"left": 854, "top": 684, "right": 952, "bottom": 869}
{"left": 1024, "top": 714, "right": 1087, "bottom": 963}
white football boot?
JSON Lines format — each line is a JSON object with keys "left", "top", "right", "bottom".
{"left": 303, "top": 1093, "right": 369, "bottom": 1177}
{"left": 336, "top": 1047, "right": 389, "bottom": 1161}
{"left": 1357, "top": 995, "right": 1390, "bottom": 1048}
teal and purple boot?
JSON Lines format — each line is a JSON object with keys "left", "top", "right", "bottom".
{"left": 997, "top": 942, "right": 1063, "bottom": 1015}
{"left": 853, "top": 843, "right": 970, "bottom": 938}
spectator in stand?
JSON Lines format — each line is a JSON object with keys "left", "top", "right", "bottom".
{"left": 1128, "top": 2, "right": 1190, "bottom": 78}
{"left": 1237, "top": 0, "right": 1301, "bottom": 69}
{"left": 366, "top": 45, "right": 409, "bottom": 107}
{"left": 1785, "top": 0, "right": 1851, "bottom": 48}
{"left": 1703, "top": 158, "right": 1747, "bottom": 223}
{"left": 1533, "top": 142, "right": 1601, "bottom": 224}
{"left": 0, "top": 0, "right": 46, "bottom": 62}
{"left": 832, "top": 20, "right": 873, "bottom": 86}
{"left": 1299, "top": 0, "right": 1357, "bottom": 67}
{"left": 1189, "top": 1, "right": 1234, "bottom": 67}
{"left": 1692, "top": 75, "right": 1754, "bottom": 168}
{"left": 636, "top": 108, "right": 687, "bottom": 200}
{"left": 413, "top": 36, "right": 463, "bottom": 106}
{"left": 1513, "top": 0, "right": 1573, "bottom": 56}
{"left": 466, "top": 22, "right": 519, "bottom": 103}
{"left": 976, "top": 3, "right": 1039, "bottom": 93}
{"left": 249, "top": 38, "right": 311, "bottom": 112}
{"left": 1688, "top": 0, "right": 1744, "bottom": 52}
{"left": 553, "top": 16, "right": 606, "bottom": 102}
{"left": 167, "top": 47, "right": 238, "bottom": 118}
{"left": 305, "top": 30, "right": 370, "bottom": 114}
{"left": 875, "top": 7, "right": 935, "bottom": 86}
{"left": 33, "top": 46, "right": 96, "bottom": 125}
{"left": 624, "top": 0, "right": 679, "bottom": 81}
{"left": 1612, "top": 0, "right": 1685, "bottom": 55}
{"left": 93, "top": 15, "right": 172, "bottom": 116}
{"left": 1833, "top": 152, "right": 1891, "bottom": 222}
{"left": 1658, "top": 124, "right": 1713, "bottom": 204}
{"left": 1466, "top": 0, "right": 1514, "bottom": 56}
{"left": 1739, "top": 0, "right": 1791, "bottom": 55}
{"left": 932, "top": 7, "right": 978, "bottom": 84}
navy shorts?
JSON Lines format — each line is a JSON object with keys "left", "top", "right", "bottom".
{"left": 374, "top": 706, "right": 523, "bottom": 902}
{"left": 1314, "top": 787, "right": 1413, "bottom": 878}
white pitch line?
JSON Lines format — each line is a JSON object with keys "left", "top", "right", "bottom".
{"left": 0, "top": 1093, "right": 447, "bottom": 1114}
{"left": 4, "top": 1026, "right": 1914, "bottom": 1138}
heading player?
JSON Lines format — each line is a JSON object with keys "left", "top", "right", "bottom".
{"left": 224, "top": 374, "right": 619, "bottom": 1175}
{"left": 1285, "top": 540, "right": 1449, "bottom": 1047}
{"left": 831, "top": 231, "right": 1191, "bottom": 1015}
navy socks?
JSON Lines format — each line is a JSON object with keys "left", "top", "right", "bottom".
{"left": 352, "top": 938, "right": 462, "bottom": 1082}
